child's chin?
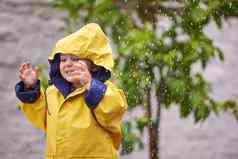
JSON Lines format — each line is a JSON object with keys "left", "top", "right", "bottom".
{"left": 64, "top": 77, "right": 74, "bottom": 83}
{"left": 66, "top": 78, "right": 79, "bottom": 86}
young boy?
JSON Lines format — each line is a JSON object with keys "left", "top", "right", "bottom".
{"left": 15, "top": 23, "right": 127, "bottom": 159}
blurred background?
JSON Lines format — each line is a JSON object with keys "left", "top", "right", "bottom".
{"left": 0, "top": 0, "right": 238, "bottom": 159}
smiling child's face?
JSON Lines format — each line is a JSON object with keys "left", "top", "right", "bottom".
{"left": 59, "top": 54, "right": 91, "bottom": 84}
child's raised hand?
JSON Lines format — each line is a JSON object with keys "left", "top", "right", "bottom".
{"left": 19, "top": 63, "right": 40, "bottom": 89}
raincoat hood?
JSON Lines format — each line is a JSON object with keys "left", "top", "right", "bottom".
{"left": 49, "top": 23, "right": 114, "bottom": 71}
{"left": 48, "top": 23, "right": 113, "bottom": 97}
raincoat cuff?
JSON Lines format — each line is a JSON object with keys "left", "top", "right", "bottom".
{"left": 15, "top": 80, "right": 41, "bottom": 103}
{"left": 84, "top": 79, "right": 107, "bottom": 109}
{"left": 92, "top": 67, "right": 111, "bottom": 82}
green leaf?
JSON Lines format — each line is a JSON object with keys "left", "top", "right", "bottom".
{"left": 39, "top": 64, "right": 49, "bottom": 91}
{"left": 180, "top": 97, "right": 193, "bottom": 118}
{"left": 191, "top": 6, "right": 207, "bottom": 25}
{"left": 121, "top": 122, "right": 144, "bottom": 154}
{"left": 223, "top": 100, "right": 237, "bottom": 111}
{"left": 214, "top": 15, "right": 222, "bottom": 28}
{"left": 136, "top": 116, "right": 149, "bottom": 133}
{"left": 163, "top": 50, "right": 177, "bottom": 67}
{"left": 188, "top": 93, "right": 203, "bottom": 108}
{"left": 194, "top": 104, "right": 210, "bottom": 122}
{"left": 210, "top": 100, "right": 222, "bottom": 115}
{"left": 169, "top": 79, "right": 187, "bottom": 101}
{"left": 233, "top": 106, "right": 238, "bottom": 121}
{"left": 217, "top": 48, "right": 225, "bottom": 61}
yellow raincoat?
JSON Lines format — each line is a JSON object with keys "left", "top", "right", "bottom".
{"left": 19, "top": 23, "right": 127, "bottom": 159}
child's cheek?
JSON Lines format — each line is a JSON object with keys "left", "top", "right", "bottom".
{"left": 59, "top": 64, "right": 64, "bottom": 75}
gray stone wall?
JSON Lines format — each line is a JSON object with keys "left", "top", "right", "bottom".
{"left": 0, "top": 0, "right": 237, "bottom": 159}
{"left": 0, "top": 1, "right": 65, "bottom": 158}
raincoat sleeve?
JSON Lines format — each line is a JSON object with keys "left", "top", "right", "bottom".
{"left": 15, "top": 81, "right": 46, "bottom": 132}
{"left": 89, "top": 81, "right": 127, "bottom": 134}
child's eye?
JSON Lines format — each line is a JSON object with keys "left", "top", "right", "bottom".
{"left": 72, "top": 57, "right": 80, "bottom": 62}
{"left": 60, "top": 58, "right": 67, "bottom": 62}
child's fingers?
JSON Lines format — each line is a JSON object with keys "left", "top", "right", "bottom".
{"left": 71, "top": 70, "right": 86, "bottom": 77}
{"left": 22, "top": 63, "right": 28, "bottom": 70}
{"left": 24, "top": 63, "right": 34, "bottom": 74}
{"left": 22, "top": 62, "right": 31, "bottom": 70}
{"left": 71, "top": 72, "right": 90, "bottom": 83}
{"left": 70, "top": 71, "right": 83, "bottom": 78}
{"left": 19, "top": 63, "right": 24, "bottom": 70}
{"left": 20, "top": 64, "right": 29, "bottom": 75}
{"left": 19, "top": 63, "right": 27, "bottom": 73}
{"left": 72, "top": 66, "right": 84, "bottom": 72}
{"left": 21, "top": 68, "right": 31, "bottom": 76}
{"left": 19, "top": 70, "right": 29, "bottom": 79}
{"left": 19, "top": 74, "right": 25, "bottom": 81}
{"left": 73, "top": 62, "right": 87, "bottom": 71}
{"left": 26, "top": 63, "right": 32, "bottom": 70}
{"left": 69, "top": 67, "right": 84, "bottom": 74}
{"left": 19, "top": 66, "right": 24, "bottom": 74}
{"left": 20, "top": 63, "right": 30, "bottom": 74}
{"left": 78, "top": 61, "right": 88, "bottom": 67}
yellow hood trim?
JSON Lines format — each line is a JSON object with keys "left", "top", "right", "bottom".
{"left": 49, "top": 23, "right": 114, "bottom": 71}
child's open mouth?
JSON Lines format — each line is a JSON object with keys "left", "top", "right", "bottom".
{"left": 65, "top": 70, "right": 74, "bottom": 75}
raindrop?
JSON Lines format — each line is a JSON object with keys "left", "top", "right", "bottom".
{"left": 145, "top": 9, "right": 148, "bottom": 14}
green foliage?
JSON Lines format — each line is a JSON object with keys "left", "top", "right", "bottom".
{"left": 121, "top": 122, "right": 144, "bottom": 154}
{"left": 51, "top": 0, "right": 238, "bottom": 156}
{"left": 38, "top": 64, "right": 49, "bottom": 91}
{"left": 136, "top": 116, "right": 149, "bottom": 133}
